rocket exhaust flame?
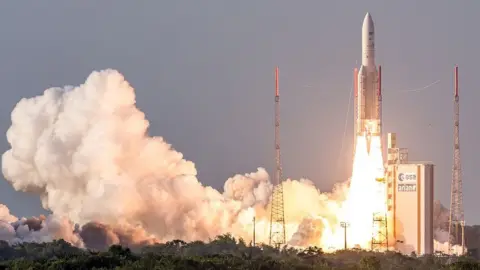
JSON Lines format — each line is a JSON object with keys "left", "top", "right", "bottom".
{"left": 322, "top": 135, "right": 387, "bottom": 250}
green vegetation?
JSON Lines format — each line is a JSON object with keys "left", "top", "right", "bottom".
{"left": 0, "top": 235, "right": 478, "bottom": 270}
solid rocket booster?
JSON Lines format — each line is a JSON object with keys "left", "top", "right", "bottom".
{"left": 355, "top": 12, "right": 382, "bottom": 152}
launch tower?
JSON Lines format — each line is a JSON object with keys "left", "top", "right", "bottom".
{"left": 448, "top": 66, "right": 465, "bottom": 255}
{"left": 269, "top": 66, "right": 286, "bottom": 248}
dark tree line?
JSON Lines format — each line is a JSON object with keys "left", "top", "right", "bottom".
{"left": 0, "top": 234, "right": 478, "bottom": 269}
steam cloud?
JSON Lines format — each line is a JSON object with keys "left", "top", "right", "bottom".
{"left": 0, "top": 69, "right": 347, "bottom": 250}
{"left": 0, "top": 69, "right": 463, "bottom": 253}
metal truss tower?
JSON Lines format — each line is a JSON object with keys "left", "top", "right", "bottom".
{"left": 448, "top": 65, "right": 465, "bottom": 255}
{"left": 371, "top": 210, "right": 388, "bottom": 251}
{"left": 269, "top": 66, "right": 286, "bottom": 248}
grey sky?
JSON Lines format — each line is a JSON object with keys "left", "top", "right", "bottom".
{"left": 0, "top": 1, "right": 479, "bottom": 224}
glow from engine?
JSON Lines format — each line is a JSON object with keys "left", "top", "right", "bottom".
{"left": 322, "top": 134, "right": 387, "bottom": 250}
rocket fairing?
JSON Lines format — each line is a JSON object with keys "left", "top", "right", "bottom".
{"left": 355, "top": 12, "right": 382, "bottom": 153}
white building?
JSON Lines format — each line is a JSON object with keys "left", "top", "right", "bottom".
{"left": 386, "top": 133, "right": 434, "bottom": 255}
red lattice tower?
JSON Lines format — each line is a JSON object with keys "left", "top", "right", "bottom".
{"left": 269, "top": 66, "right": 286, "bottom": 248}
{"left": 448, "top": 65, "right": 465, "bottom": 255}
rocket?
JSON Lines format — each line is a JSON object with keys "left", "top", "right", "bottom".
{"left": 354, "top": 12, "right": 382, "bottom": 153}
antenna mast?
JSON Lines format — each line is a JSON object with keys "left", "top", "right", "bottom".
{"left": 448, "top": 65, "right": 465, "bottom": 255}
{"left": 269, "top": 66, "right": 286, "bottom": 248}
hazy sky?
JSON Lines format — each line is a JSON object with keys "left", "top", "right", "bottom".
{"left": 0, "top": 1, "right": 479, "bottom": 224}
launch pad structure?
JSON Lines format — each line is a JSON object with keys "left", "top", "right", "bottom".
{"left": 385, "top": 133, "right": 434, "bottom": 255}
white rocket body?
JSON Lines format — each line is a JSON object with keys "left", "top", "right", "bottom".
{"left": 355, "top": 13, "right": 381, "bottom": 153}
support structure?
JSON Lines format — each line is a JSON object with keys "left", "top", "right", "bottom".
{"left": 340, "top": 221, "right": 350, "bottom": 250}
{"left": 448, "top": 65, "right": 465, "bottom": 255}
{"left": 371, "top": 209, "right": 388, "bottom": 251}
{"left": 386, "top": 133, "right": 409, "bottom": 250}
{"left": 253, "top": 216, "right": 256, "bottom": 247}
{"left": 269, "top": 66, "right": 286, "bottom": 248}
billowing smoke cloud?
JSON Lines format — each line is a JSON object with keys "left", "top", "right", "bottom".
{"left": 432, "top": 200, "right": 467, "bottom": 255}
{"left": 288, "top": 217, "right": 326, "bottom": 247}
{"left": 79, "top": 221, "right": 157, "bottom": 250}
{"left": 0, "top": 204, "right": 17, "bottom": 223}
{"left": 1, "top": 69, "right": 347, "bottom": 249}
{"left": 433, "top": 200, "right": 451, "bottom": 250}
{"left": 0, "top": 204, "right": 83, "bottom": 247}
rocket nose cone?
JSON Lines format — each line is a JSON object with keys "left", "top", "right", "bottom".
{"left": 363, "top": 12, "right": 374, "bottom": 30}
{"left": 364, "top": 12, "right": 372, "bottom": 21}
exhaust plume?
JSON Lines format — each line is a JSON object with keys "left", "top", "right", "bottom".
{"left": 1, "top": 69, "right": 347, "bottom": 248}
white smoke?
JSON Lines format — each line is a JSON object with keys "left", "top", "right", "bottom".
{"left": 432, "top": 201, "right": 467, "bottom": 255}
{"left": 1, "top": 69, "right": 347, "bottom": 248}
{"left": 0, "top": 204, "right": 82, "bottom": 246}
{"left": 223, "top": 168, "right": 272, "bottom": 208}
{"left": 0, "top": 204, "right": 17, "bottom": 223}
